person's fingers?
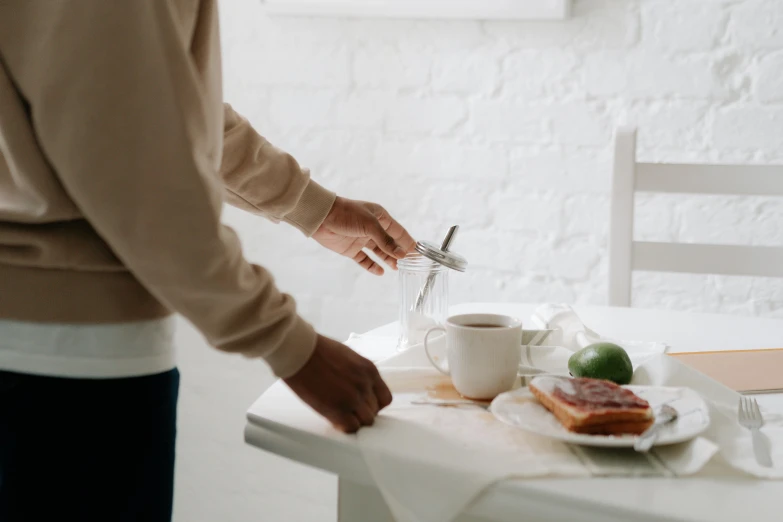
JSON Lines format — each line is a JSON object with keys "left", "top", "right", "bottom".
{"left": 371, "top": 205, "right": 416, "bottom": 255}
{"left": 341, "top": 237, "right": 370, "bottom": 259}
{"left": 364, "top": 384, "right": 380, "bottom": 414}
{"left": 353, "top": 402, "right": 376, "bottom": 427}
{"left": 372, "top": 374, "right": 393, "bottom": 410}
{"left": 352, "top": 250, "right": 384, "bottom": 276}
{"left": 332, "top": 411, "right": 362, "bottom": 434}
{"left": 375, "top": 247, "right": 397, "bottom": 269}
{"left": 367, "top": 217, "right": 406, "bottom": 260}
{"left": 366, "top": 240, "right": 398, "bottom": 270}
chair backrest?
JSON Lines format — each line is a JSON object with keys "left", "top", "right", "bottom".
{"left": 608, "top": 127, "right": 783, "bottom": 307}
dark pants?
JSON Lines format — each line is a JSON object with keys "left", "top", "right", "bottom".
{"left": 0, "top": 368, "right": 179, "bottom": 522}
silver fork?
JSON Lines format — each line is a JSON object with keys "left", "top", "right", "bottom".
{"left": 738, "top": 396, "right": 773, "bottom": 468}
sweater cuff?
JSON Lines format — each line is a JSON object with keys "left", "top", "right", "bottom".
{"left": 283, "top": 179, "right": 336, "bottom": 237}
{"left": 263, "top": 315, "right": 318, "bottom": 378}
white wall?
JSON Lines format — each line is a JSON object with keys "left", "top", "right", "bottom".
{"left": 175, "top": 1, "right": 783, "bottom": 520}
{"left": 220, "top": 0, "right": 783, "bottom": 341}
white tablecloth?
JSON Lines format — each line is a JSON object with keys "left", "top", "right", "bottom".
{"left": 350, "top": 342, "right": 783, "bottom": 522}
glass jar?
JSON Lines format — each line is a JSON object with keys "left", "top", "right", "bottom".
{"left": 397, "top": 253, "right": 449, "bottom": 351}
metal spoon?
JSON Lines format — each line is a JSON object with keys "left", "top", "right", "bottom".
{"left": 410, "top": 399, "right": 490, "bottom": 410}
{"left": 413, "top": 225, "right": 459, "bottom": 311}
{"left": 634, "top": 404, "right": 678, "bottom": 452}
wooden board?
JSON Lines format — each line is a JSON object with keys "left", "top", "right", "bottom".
{"left": 669, "top": 349, "right": 783, "bottom": 393}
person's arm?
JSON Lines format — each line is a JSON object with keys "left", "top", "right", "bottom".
{"left": 220, "top": 104, "right": 336, "bottom": 237}
{"left": 220, "top": 105, "right": 417, "bottom": 274}
{"left": 0, "top": 0, "right": 312, "bottom": 377}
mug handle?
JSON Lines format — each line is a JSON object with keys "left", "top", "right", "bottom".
{"left": 423, "top": 326, "right": 449, "bottom": 376}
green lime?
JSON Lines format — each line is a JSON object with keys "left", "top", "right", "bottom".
{"left": 567, "top": 342, "right": 634, "bottom": 385}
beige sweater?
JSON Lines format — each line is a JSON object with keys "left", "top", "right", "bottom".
{"left": 0, "top": 0, "right": 336, "bottom": 378}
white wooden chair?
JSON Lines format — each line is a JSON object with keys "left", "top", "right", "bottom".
{"left": 608, "top": 127, "right": 783, "bottom": 307}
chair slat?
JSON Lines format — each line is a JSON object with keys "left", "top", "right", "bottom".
{"left": 636, "top": 164, "right": 783, "bottom": 196}
{"left": 633, "top": 242, "right": 783, "bottom": 278}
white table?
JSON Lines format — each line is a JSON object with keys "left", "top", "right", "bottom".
{"left": 244, "top": 303, "right": 783, "bottom": 521}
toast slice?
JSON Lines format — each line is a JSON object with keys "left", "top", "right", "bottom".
{"left": 529, "top": 376, "right": 653, "bottom": 435}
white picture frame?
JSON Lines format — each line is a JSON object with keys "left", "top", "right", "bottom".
{"left": 263, "top": 0, "right": 572, "bottom": 20}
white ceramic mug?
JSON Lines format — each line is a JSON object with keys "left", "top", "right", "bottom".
{"left": 423, "top": 313, "right": 523, "bottom": 400}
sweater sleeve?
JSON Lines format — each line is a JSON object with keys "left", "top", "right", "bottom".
{"left": 221, "top": 104, "right": 336, "bottom": 237}
{"left": 0, "top": 0, "right": 316, "bottom": 377}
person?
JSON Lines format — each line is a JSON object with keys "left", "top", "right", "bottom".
{"left": 0, "top": 1, "right": 415, "bottom": 520}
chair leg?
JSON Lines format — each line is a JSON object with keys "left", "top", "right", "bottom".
{"left": 337, "top": 478, "right": 395, "bottom": 522}
{"left": 609, "top": 126, "right": 637, "bottom": 308}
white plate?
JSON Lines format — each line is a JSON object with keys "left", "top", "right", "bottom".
{"left": 490, "top": 385, "right": 710, "bottom": 448}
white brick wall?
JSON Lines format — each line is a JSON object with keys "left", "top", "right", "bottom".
{"left": 757, "top": 53, "right": 783, "bottom": 103}
{"left": 221, "top": 0, "right": 783, "bottom": 336}
{"left": 175, "top": 1, "right": 783, "bottom": 519}
{"left": 642, "top": 2, "right": 726, "bottom": 53}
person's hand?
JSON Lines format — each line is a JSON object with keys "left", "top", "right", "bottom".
{"left": 313, "top": 197, "right": 416, "bottom": 275}
{"left": 284, "top": 335, "right": 393, "bottom": 433}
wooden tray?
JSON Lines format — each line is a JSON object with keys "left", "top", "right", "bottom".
{"left": 669, "top": 348, "right": 783, "bottom": 393}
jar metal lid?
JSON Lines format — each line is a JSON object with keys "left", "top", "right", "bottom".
{"left": 414, "top": 240, "right": 468, "bottom": 272}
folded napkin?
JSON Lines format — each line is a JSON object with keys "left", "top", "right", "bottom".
{"left": 355, "top": 360, "right": 732, "bottom": 522}
{"left": 358, "top": 412, "right": 566, "bottom": 522}
{"left": 634, "top": 355, "right": 783, "bottom": 479}
{"left": 525, "top": 304, "right": 668, "bottom": 374}
{"left": 356, "top": 369, "right": 589, "bottom": 522}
